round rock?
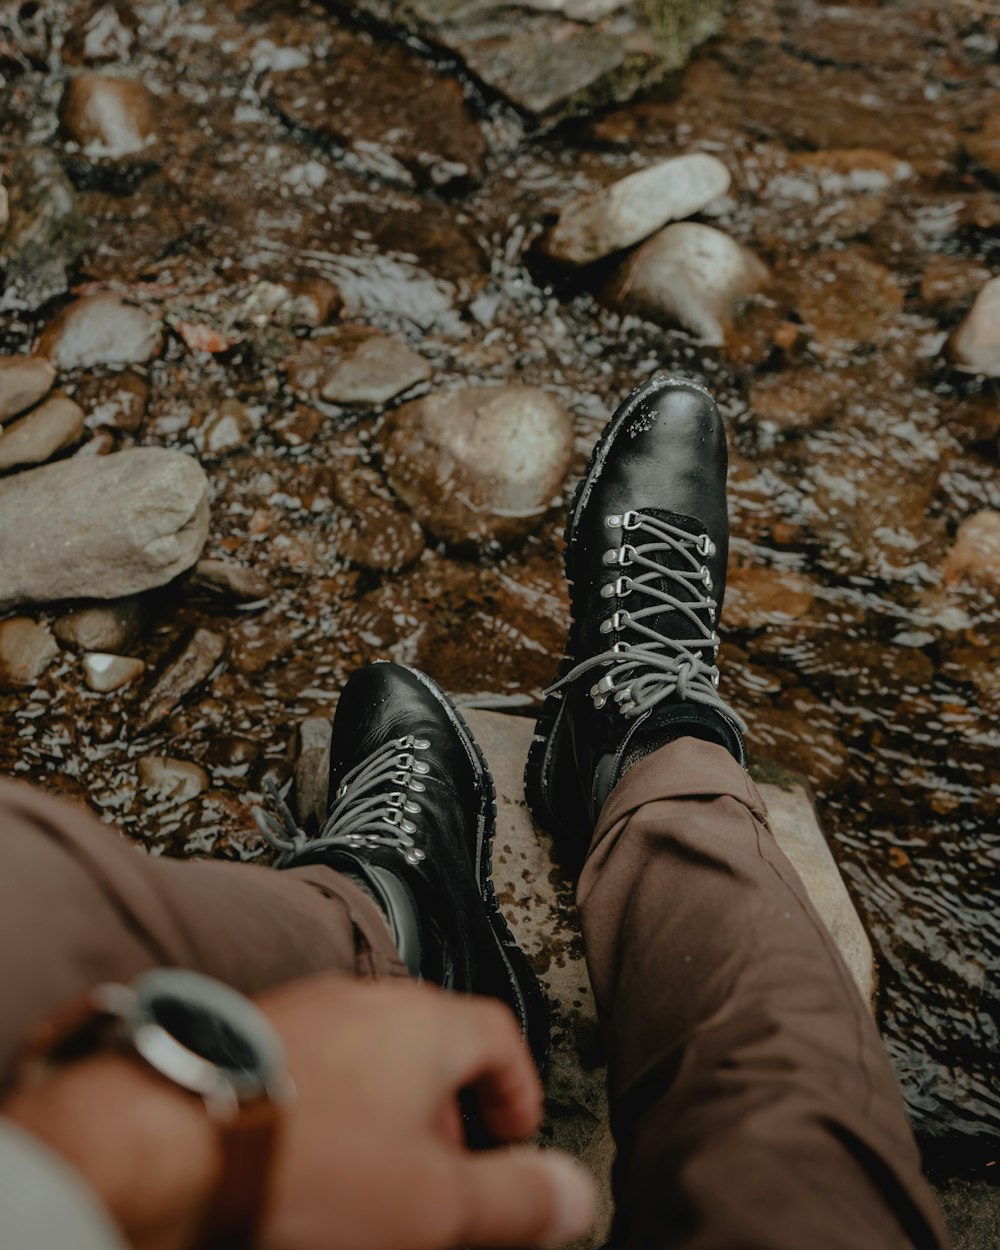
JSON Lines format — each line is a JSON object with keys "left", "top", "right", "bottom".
{"left": 0, "top": 356, "right": 56, "bottom": 423}
{"left": 544, "top": 153, "right": 731, "bottom": 266}
{"left": 0, "top": 448, "right": 209, "bottom": 610}
{"left": 82, "top": 652, "right": 145, "bottom": 693}
{"left": 36, "top": 293, "right": 163, "bottom": 370}
{"left": 606, "top": 222, "right": 769, "bottom": 346}
{"left": 285, "top": 326, "right": 431, "bottom": 407}
{"left": 0, "top": 618, "right": 59, "bottom": 687}
{"left": 380, "top": 385, "right": 574, "bottom": 548}
{"left": 946, "top": 277, "right": 1000, "bottom": 377}
{"left": 0, "top": 394, "right": 85, "bottom": 472}
{"left": 54, "top": 596, "right": 143, "bottom": 652}
{"left": 59, "top": 73, "right": 158, "bottom": 158}
{"left": 137, "top": 756, "right": 208, "bottom": 803}
{"left": 942, "top": 511, "right": 1000, "bottom": 590}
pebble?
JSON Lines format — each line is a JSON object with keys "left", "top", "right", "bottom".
{"left": 137, "top": 756, "right": 209, "bottom": 803}
{"left": 71, "top": 369, "right": 148, "bottom": 431}
{"left": 0, "top": 394, "right": 85, "bottom": 472}
{"left": 380, "top": 385, "right": 574, "bottom": 548}
{"left": 942, "top": 511, "right": 1000, "bottom": 590}
{"left": 0, "top": 449, "right": 209, "bottom": 611}
{"left": 229, "top": 618, "right": 294, "bottom": 676}
{"left": 946, "top": 278, "right": 1000, "bottom": 377}
{"left": 0, "top": 149, "right": 84, "bottom": 312}
{"left": 82, "top": 652, "right": 145, "bottom": 693}
{"left": 136, "top": 628, "right": 225, "bottom": 733}
{"left": 285, "top": 327, "right": 431, "bottom": 407}
{"left": 53, "top": 596, "right": 143, "bottom": 652}
{"left": 273, "top": 405, "right": 324, "bottom": 449}
{"left": 0, "top": 356, "right": 56, "bottom": 423}
{"left": 544, "top": 153, "right": 731, "bottom": 266}
{"left": 278, "top": 278, "right": 343, "bottom": 327}
{"left": 0, "top": 618, "right": 59, "bottom": 688}
{"left": 331, "top": 464, "right": 426, "bottom": 572}
{"left": 62, "top": 4, "right": 137, "bottom": 66}
{"left": 188, "top": 559, "right": 271, "bottom": 604}
{"left": 36, "top": 293, "right": 163, "bottom": 370}
{"left": 606, "top": 222, "right": 769, "bottom": 345}
{"left": 198, "top": 398, "right": 259, "bottom": 457}
{"left": 59, "top": 74, "right": 158, "bottom": 158}
{"left": 295, "top": 716, "right": 333, "bottom": 829}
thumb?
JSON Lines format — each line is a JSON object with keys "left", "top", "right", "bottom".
{"left": 453, "top": 1147, "right": 597, "bottom": 1249}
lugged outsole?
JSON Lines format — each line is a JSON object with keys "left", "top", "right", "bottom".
{"left": 400, "top": 665, "right": 550, "bottom": 1075}
{"left": 524, "top": 375, "right": 714, "bottom": 848}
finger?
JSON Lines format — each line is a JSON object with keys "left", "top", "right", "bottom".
{"left": 435, "top": 996, "right": 542, "bottom": 1142}
{"left": 451, "top": 1147, "right": 597, "bottom": 1249}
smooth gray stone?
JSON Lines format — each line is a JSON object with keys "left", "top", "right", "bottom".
{"left": 0, "top": 448, "right": 209, "bottom": 611}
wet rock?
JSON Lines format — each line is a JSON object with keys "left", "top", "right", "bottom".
{"left": 264, "top": 30, "right": 485, "bottom": 188}
{"left": 37, "top": 293, "right": 163, "bottom": 370}
{"left": 71, "top": 369, "right": 148, "bottom": 431}
{"left": 946, "top": 278, "right": 1000, "bottom": 377}
{"left": 331, "top": 464, "right": 426, "bottom": 572}
{"left": 607, "top": 222, "right": 769, "bottom": 345}
{"left": 53, "top": 596, "right": 143, "bottom": 652}
{"left": 137, "top": 756, "right": 208, "bottom": 803}
{"left": 750, "top": 369, "right": 850, "bottom": 433}
{"left": 0, "top": 618, "right": 59, "bottom": 688}
{"left": 0, "top": 449, "right": 209, "bottom": 611}
{"left": 59, "top": 74, "right": 158, "bottom": 159}
{"left": 0, "top": 357, "right": 57, "bottom": 423}
{"left": 920, "top": 256, "right": 993, "bottom": 315}
{"left": 794, "top": 250, "right": 903, "bottom": 354}
{"left": 188, "top": 559, "right": 271, "bottom": 605}
{"left": 197, "top": 398, "right": 259, "bottom": 457}
{"left": 964, "top": 112, "right": 1000, "bottom": 181}
{"left": 295, "top": 716, "right": 332, "bottom": 830}
{"left": 285, "top": 327, "right": 431, "bottom": 407}
{"left": 82, "top": 652, "right": 144, "bottom": 693}
{"left": 136, "top": 628, "right": 225, "bottom": 733}
{"left": 273, "top": 405, "right": 324, "bottom": 449}
{"left": 0, "top": 148, "right": 85, "bottom": 312}
{"left": 0, "top": 394, "right": 85, "bottom": 472}
{"left": 204, "top": 735, "right": 260, "bottom": 771}
{"left": 278, "top": 278, "right": 343, "bottom": 328}
{"left": 340, "top": 0, "right": 728, "bottom": 121}
{"left": 230, "top": 618, "right": 294, "bottom": 676}
{"left": 543, "top": 153, "right": 731, "bottom": 266}
{"left": 380, "top": 386, "right": 573, "bottom": 548}
{"left": 62, "top": 3, "right": 137, "bottom": 66}
{"left": 726, "top": 566, "right": 817, "bottom": 631}
{"left": 942, "top": 511, "right": 1000, "bottom": 590}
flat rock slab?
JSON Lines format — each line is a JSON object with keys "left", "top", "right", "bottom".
{"left": 332, "top": 0, "right": 729, "bottom": 121}
{"left": 463, "top": 708, "right": 875, "bottom": 1247}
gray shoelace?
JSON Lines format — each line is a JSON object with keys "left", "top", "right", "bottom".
{"left": 252, "top": 735, "right": 432, "bottom": 867}
{"left": 548, "top": 510, "right": 747, "bottom": 729}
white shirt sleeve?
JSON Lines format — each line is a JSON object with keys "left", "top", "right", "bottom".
{"left": 0, "top": 1118, "right": 128, "bottom": 1250}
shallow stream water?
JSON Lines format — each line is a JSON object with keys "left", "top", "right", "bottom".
{"left": 1, "top": 0, "right": 998, "bottom": 1172}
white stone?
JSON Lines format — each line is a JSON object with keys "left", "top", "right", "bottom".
{"left": 137, "top": 756, "right": 208, "bottom": 803}
{"left": 545, "top": 153, "right": 732, "bottom": 266}
{"left": 609, "top": 221, "right": 769, "bottom": 345}
{"left": 947, "top": 277, "right": 1000, "bottom": 376}
{"left": 82, "top": 652, "right": 145, "bottom": 693}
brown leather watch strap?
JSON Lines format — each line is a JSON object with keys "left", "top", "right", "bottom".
{"left": 193, "top": 1094, "right": 282, "bottom": 1250}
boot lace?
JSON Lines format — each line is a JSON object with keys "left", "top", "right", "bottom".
{"left": 548, "top": 511, "right": 747, "bottom": 729}
{"left": 252, "top": 735, "right": 432, "bottom": 867}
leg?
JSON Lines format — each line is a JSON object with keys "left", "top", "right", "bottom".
{"left": 578, "top": 738, "right": 949, "bottom": 1250}
{"left": 0, "top": 779, "right": 404, "bottom": 1084}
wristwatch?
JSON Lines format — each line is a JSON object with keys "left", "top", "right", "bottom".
{"left": 18, "top": 968, "right": 294, "bottom": 1250}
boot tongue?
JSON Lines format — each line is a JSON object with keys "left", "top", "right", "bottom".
{"left": 623, "top": 507, "right": 713, "bottom": 643}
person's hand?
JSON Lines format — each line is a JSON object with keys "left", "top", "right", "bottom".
{"left": 258, "top": 975, "right": 597, "bottom": 1250}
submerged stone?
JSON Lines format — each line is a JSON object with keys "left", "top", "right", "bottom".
{"left": 37, "top": 293, "right": 163, "bottom": 370}
{"left": 0, "top": 394, "right": 85, "bottom": 472}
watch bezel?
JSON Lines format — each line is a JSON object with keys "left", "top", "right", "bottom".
{"left": 93, "top": 969, "right": 290, "bottom": 1117}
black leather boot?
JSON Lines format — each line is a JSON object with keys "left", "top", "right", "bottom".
{"left": 253, "top": 661, "right": 548, "bottom": 1073}
{"left": 525, "top": 374, "right": 747, "bottom": 866}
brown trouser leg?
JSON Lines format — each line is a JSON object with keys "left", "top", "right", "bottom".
{"left": 0, "top": 780, "right": 405, "bottom": 1086}
{"left": 578, "top": 738, "right": 949, "bottom": 1250}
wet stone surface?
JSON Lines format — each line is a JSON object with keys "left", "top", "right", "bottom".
{"left": 0, "top": 0, "right": 998, "bottom": 1190}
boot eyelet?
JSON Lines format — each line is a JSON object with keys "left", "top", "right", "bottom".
{"left": 412, "top": 760, "right": 430, "bottom": 775}
{"left": 405, "top": 848, "right": 426, "bottom": 864}
{"left": 611, "top": 641, "right": 631, "bottom": 654}
{"left": 400, "top": 818, "right": 417, "bottom": 834}
{"left": 698, "top": 534, "right": 716, "bottom": 557}
{"left": 387, "top": 792, "right": 404, "bottom": 808}
{"left": 599, "top": 609, "right": 630, "bottom": 635}
{"left": 701, "top": 566, "right": 712, "bottom": 588}
{"left": 618, "top": 545, "right": 636, "bottom": 567}
{"left": 412, "top": 737, "right": 430, "bottom": 750}
{"left": 408, "top": 779, "right": 426, "bottom": 792}
{"left": 712, "top": 672, "right": 721, "bottom": 688}
{"left": 622, "top": 511, "right": 640, "bottom": 530}
{"left": 606, "top": 514, "right": 622, "bottom": 528}
{"left": 404, "top": 800, "right": 421, "bottom": 814}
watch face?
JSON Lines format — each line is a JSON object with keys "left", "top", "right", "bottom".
{"left": 124, "top": 969, "right": 287, "bottom": 1104}
{"left": 147, "top": 991, "right": 260, "bottom": 1076}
